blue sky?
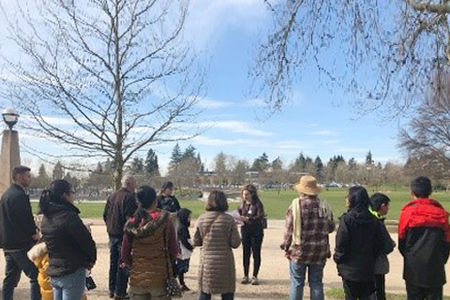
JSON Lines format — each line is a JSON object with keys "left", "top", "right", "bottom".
{"left": 0, "top": 0, "right": 407, "bottom": 174}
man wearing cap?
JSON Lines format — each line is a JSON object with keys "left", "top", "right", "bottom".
{"left": 0, "top": 165, "right": 41, "bottom": 300}
{"left": 280, "top": 175, "right": 335, "bottom": 300}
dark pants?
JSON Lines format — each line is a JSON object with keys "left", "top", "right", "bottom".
{"left": 374, "top": 275, "right": 385, "bottom": 300}
{"left": 406, "top": 283, "right": 443, "bottom": 300}
{"left": 109, "top": 236, "right": 129, "bottom": 297}
{"left": 343, "top": 280, "right": 376, "bottom": 300}
{"left": 3, "top": 250, "right": 41, "bottom": 300}
{"left": 198, "top": 292, "right": 234, "bottom": 300}
{"left": 241, "top": 229, "right": 263, "bottom": 278}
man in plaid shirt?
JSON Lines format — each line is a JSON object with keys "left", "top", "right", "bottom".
{"left": 280, "top": 176, "right": 335, "bottom": 300}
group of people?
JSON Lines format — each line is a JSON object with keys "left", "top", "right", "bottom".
{"left": 0, "top": 165, "right": 448, "bottom": 300}
{"left": 282, "top": 175, "right": 449, "bottom": 300}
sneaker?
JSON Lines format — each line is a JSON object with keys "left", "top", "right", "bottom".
{"left": 241, "top": 276, "right": 250, "bottom": 284}
{"left": 251, "top": 277, "right": 259, "bottom": 285}
{"left": 181, "top": 285, "right": 191, "bottom": 292}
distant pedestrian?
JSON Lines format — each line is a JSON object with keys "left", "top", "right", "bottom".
{"left": 238, "top": 184, "right": 265, "bottom": 285}
{"left": 40, "top": 179, "right": 96, "bottom": 300}
{"left": 103, "top": 174, "right": 138, "bottom": 299}
{"left": 0, "top": 165, "right": 41, "bottom": 300}
{"left": 121, "top": 185, "right": 179, "bottom": 300}
{"left": 194, "top": 190, "right": 241, "bottom": 300}
{"left": 281, "top": 175, "right": 335, "bottom": 300}
{"left": 398, "top": 176, "right": 449, "bottom": 300}
{"left": 369, "top": 193, "right": 396, "bottom": 300}
{"left": 334, "top": 186, "right": 392, "bottom": 300}
{"left": 175, "top": 208, "right": 194, "bottom": 292}
{"left": 156, "top": 182, "right": 181, "bottom": 213}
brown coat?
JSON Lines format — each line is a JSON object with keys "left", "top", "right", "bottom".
{"left": 194, "top": 211, "right": 241, "bottom": 295}
{"left": 123, "top": 210, "right": 176, "bottom": 290}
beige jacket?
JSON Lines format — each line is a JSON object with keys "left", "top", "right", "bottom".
{"left": 194, "top": 211, "right": 241, "bottom": 295}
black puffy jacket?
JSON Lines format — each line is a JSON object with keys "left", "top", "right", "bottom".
{"left": 41, "top": 201, "right": 97, "bottom": 277}
{"left": 334, "top": 209, "right": 392, "bottom": 282}
{"left": 0, "top": 184, "right": 36, "bottom": 250}
{"left": 156, "top": 195, "right": 181, "bottom": 213}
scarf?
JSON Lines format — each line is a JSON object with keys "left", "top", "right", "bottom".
{"left": 292, "top": 197, "right": 332, "bottom": 245}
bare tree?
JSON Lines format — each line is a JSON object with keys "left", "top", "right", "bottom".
{"left": 0, "top": 0, "right": 203, "bottom": 189}
{"left": 399, "top": 74, "right": 450, "bottom": 180}
{"left": 252, "top": 0, "right": 449, "bottom": 115}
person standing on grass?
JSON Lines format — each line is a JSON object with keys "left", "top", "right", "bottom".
{"left": 238, "top": 184, "right": 265, "bottom": 285}
{"left": 121, "top": 185, "right": 178, "bottom": 300}
{"left": 334, "top": 186, "right": 391, "bottom": 300}
{"left": 194, "top": 190, "right": 241, "bottom": 300}
{"left": 156, "top": 182, "right": 181, "bottom": 213}
{"left": 369, "top": 193, "right": 396, "bottom": 300}
{"left": 398, "top": 176, "right": 450, "bottom": 300}
{"left": 280, "top": 175, "right": 335, "bottom": 300}
{"left": 0, "top": 165, "right": 41, "bottom": 300}
{"left": 40, "top": 179, "right": 96, "bottom": 300}
{"left": 103, "top": 174, "right": 138, "bottom": 299}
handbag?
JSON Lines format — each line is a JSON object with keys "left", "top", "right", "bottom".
{"left": 163, "top": 227, "right": 182, "bottom": 298}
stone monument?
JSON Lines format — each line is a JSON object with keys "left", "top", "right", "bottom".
{"left": 0, "top": 109, "right": 20, "bottom": 196}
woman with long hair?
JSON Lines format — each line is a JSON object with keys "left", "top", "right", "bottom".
{"left": 194, "top": 190, "right": 241, "bottom": 300}
{"left": 334, "top": 186, "right": 390, "bottom": 300}
{"left": 40, "top": 180, "right": 96, "bottom": 300}
{"left": 121, "top": 185, "right": 179, "bottom": 300}
{"left": 156, "top": 182, "right": 181, "bottom": 213}
{"left": 238, "top": 184, "right": 265, "bottom": 285}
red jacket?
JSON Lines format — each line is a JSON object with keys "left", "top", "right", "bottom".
{"left": 398, "top": 198, "right": 450, "bottom": 242}
{"left": 398, "top": 198, "right": 450, "bottom": 287}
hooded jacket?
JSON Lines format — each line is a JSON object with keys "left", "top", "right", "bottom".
{"left": 334, "top": 208, "right": 392, "bottom": 282}
{"left": 41, "top": 201, "right": 97, "bottom": 277}
{"left": 121, "top": 209, "right": 178, "bottom": 290}
{"left": 398, "top": 198, "right": 450, "bottom": 287}
{"left": 369, "top": 208, "right": 396, "bottom": 275}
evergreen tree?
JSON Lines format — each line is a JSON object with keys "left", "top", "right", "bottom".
{"left": 52, "top": 161, "right": 65, "bottom": 180}
{"left": 271, "top": 157, "right": 283, "bottom": 170}
{"left": 314, "top": 156, "right": 324, "bottom": 181}
{"left": 182, "top": 145, "right": 196, "bottom": 160}
{"left": 130, "top": 157, "right": 144, "bottom": 174}
{"left": 252, "top": 153, "right": 269, "bottom": 172}
{"left": 366, "top": 151, "right": 374, "bottom": 166}
{"left": 169, "top": 143, "right": 182, "bottom": 170}
{"left": 144, "top": 149, "right": 160, "bottom": 176}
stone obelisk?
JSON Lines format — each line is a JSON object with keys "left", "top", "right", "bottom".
{"left": 0, "top": 130, "right": 21, "bottom": 196}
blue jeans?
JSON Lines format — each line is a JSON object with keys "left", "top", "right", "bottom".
{"left": 109, "top": 236, "right": 129, "bottom": 297}
{"left": 51, "top": 268, "right": 85, "bottom": 300}
{"left": 3, "top": 250, "right": 41, "bottom": 300}
{"left": 289, "top": 261, "right": 324, "bottom": 300}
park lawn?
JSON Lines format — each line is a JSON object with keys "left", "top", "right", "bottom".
{"left": 31, "top": 189, "right": 449, "bottom": 220}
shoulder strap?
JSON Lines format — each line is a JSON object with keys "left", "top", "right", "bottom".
{"left": 202, "top": 214, "right": 221, "bottom": 240}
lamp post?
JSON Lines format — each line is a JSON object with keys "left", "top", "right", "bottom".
{"left": 0, "top": 108, "right": 21, "bottom": 195}
{"left": 2, "top": 109, "right": 19, "bottom": 131}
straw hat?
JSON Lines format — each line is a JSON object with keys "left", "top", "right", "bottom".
{"left": 294, "top": 175, "right": 321, "bottom": 196}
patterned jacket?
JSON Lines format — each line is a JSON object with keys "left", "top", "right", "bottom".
{"left": 281, "top": 197, "right": 335, "bottom": 264}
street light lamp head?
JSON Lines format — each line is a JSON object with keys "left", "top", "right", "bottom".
{"left": 2, "top": 109, "right": 19, "bottom": 130}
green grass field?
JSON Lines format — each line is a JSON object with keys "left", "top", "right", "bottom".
{"left": 31, "top": 188, "right": 449, "bottom": 220}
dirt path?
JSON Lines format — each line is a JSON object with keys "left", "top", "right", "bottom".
{"left": 3, "top": 220, "right": 449, "bottom": 299}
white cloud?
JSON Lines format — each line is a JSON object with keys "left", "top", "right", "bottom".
{"left": 309, "top": 130, "right": 339, "bottom": 137}
{"left": 195, "top": 120, "right": 273, "bottom": 137}
{"left": 274, "top": 140, "right": 305, "bottom": 151}
{"left": 186, "top": 0, "right": 269, "bottom": 50}
{"left": 196, "top": 98, "right": 232, "bottom": 109}
{"left": 338, "top": 147, "right": 368, "bottom": 153}
{"left": 192, "top": 135, "right": 263, "bottom": 147}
